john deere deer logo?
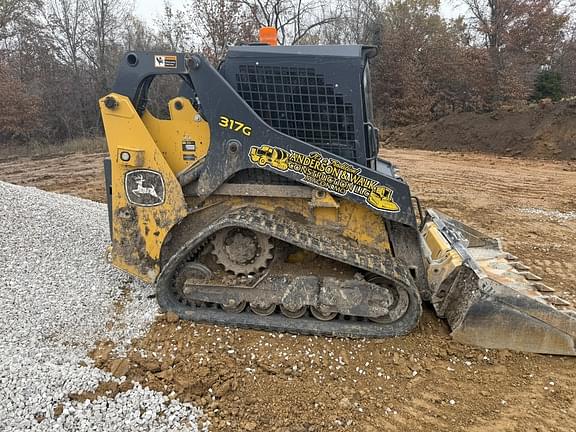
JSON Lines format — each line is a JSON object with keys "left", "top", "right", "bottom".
{"left": 132, "top": 175, "right": 160, "bottom": 199}
{"left": 125, "top": 170, "right": 165, "bottom": 207}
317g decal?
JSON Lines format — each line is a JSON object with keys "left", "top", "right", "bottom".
{"left": 249, "top": 145, "right": 400, "bottom": 212}
{"left": 219, "top": 116, "right": 252, "bottom": 136}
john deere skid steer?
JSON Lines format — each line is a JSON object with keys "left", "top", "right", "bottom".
{"left": 99, "top": 34, "right": 576, "bottom": 355}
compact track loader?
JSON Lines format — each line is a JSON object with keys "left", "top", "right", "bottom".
{"left": 99, "top": 34, "right": 576, "bottom": 356}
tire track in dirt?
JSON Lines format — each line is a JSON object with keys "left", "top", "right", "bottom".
{"left": 466, "top": 365, "right": 576, "bottom": 432}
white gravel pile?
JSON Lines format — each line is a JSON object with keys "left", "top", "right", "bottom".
{"left": 518, "top": 207, "right": 576, "bottom": 222}
{"left": 0, "top": 181, "right": 204, "bottom": 431}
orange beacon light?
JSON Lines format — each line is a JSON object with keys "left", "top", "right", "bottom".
{"left": 259, "top": 27, "right": 278, "bottom": 46}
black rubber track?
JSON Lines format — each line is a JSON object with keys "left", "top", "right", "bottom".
{"left": 156, "top": 207, "right": 422, "bottom": 338}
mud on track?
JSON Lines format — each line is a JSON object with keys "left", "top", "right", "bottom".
{"left": 1, "top": 149, "right": 575, "bottom": 431}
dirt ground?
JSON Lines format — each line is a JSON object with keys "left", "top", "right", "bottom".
{"left": 1, "top": 149, "right": 575, "bottom": 431}
{"left": 0, "top": 152, "right": 106, "bottom": 203}
{"left": 381, "top": 100, "right": 576, "bottom": 160}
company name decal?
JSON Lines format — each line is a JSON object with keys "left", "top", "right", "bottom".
{"left": 249, "top": 145, "right": 400, "bottom": 212}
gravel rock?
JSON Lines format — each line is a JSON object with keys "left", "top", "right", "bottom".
{"left": 0, "top": 182, "right": 204, "bottom": 431}
{"left": 518, "top": 207, "right": 576, "bottom": 222}
{"left": 166, "top": 311, "right": 181, "bottom": 323}
{"left": 339, "top": 398, "right": 353, "bottom": 409}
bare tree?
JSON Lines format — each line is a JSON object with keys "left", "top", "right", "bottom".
{"left": 124, "top": 14, "right": 158, "bottom": 51}
{"left": 83, "top": 0, "right": 131, "bottom": 89}
{"left": 0, "top": 0, "right": 41, "bottom": 42}
{"left": 555, "top": 22, "right": 576, "bottom": 96}
{"left": 155, "top": 1, "right": 192, "bottom": 51}
{"left": 43, "top": 0, "right": 87, "bottom": 74}
{"left": 241, "top": 0, "right": 339, "bottom": 45}
{"left": 321, "top": 0, "right": 383, "bottom": 45}
{"left": 185, "top": 0, "right": 256, "bottom": 63}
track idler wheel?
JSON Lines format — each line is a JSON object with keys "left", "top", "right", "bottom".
{"left": 221, "top": 300, "right": 247, "bottom": 313}
{"left": 250, "top": 303, "right": 276, "bottom": 316}
{"left": 310, "top": 306, "right": 337, "bottom": 321}
{"left": 280, "top": 304, "right": 307, "bottom": 319}
{"left": 365, "top": 274, "right": 410, "bottom": 324}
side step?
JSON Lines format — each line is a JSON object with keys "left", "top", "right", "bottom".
{"left": 421, "top": 209, "right": 576, "bottom": 356}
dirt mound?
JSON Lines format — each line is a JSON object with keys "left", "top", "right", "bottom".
{"left": 381, "top": 100, "right": 576, "bottom": 160}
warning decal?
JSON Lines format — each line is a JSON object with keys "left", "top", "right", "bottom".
{"left": 154, "top": 55, "right": 177, "bottom": 68}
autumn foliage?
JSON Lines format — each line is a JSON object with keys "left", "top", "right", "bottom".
{"left": 0, "top": 0, "right": 573, "bottom": 145}
{"left": 0, "top": 67, "right": 40, "bottom": 141}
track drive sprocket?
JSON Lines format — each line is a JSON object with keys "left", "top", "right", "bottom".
{"left": 211, "top": 227, "right": 273, "bottom": 275}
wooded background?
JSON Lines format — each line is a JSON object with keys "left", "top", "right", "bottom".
{"left": 0, "top": 0, "right": 574, "bottom": 145}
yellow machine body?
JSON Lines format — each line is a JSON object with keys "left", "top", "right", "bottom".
{"left": 100, "top": 95, "right": 392, "bottom": 283}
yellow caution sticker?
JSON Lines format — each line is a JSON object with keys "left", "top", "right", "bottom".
{"left": 154, "top": 55, "right": 177, "bottom": 68}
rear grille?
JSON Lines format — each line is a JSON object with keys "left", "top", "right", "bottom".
{"left": 235, "top": 64, "right": 358, "bottom": 161}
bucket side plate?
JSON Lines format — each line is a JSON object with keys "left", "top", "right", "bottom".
{"left": 421, "top": 209, "right": 576, "bottom": 356}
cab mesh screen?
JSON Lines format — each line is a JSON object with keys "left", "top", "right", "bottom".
{"left": 235, "top": 64, "right": 357, "bottom": 161}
